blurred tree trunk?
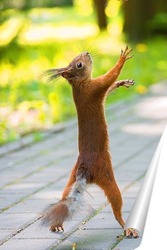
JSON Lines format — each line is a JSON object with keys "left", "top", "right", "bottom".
{"left": 123, "top": 0, "right": 167, "bottom": 42}
{"left": 93, "top": 0, "right": 108, "bottom": 30}
{"left": 153, "top": 0, "right": 167, "bottom": 13}
{"left": 123, "top": 0, "right": 154, "bottom": 41}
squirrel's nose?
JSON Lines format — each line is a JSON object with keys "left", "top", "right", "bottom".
{"left": 83, "top": 51, "right": 89, "bottom": 56}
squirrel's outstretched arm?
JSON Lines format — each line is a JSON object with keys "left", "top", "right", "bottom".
{"left": 91, "top": 46, "right": 133, "bottom": 94}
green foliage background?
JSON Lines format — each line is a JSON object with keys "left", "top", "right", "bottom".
{"left": 0, "top": 1, "right": 167, "bottom": 144}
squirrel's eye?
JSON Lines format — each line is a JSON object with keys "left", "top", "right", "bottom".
{"left": 76, "top": 62, "right": 83, "bottom": 69}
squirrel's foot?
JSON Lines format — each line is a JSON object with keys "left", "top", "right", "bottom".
{"left": 120, "top": 45, "right": 133, "bottom": 61}
{"left": 124, "top": 228, "right": 139, "bottom": 238}
{"left": 50, "top": 224, "right": 64, "bottom": 233}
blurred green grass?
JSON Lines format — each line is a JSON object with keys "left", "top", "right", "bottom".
{"left": 0, "top": 5, "right": 167, "bottom": 145}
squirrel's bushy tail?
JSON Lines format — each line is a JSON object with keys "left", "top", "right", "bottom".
{"left": 42, "top": 177, "right": 87, "bottom": 231}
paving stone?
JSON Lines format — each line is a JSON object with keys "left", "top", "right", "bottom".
{"left": 21, "top": 168, "right": 68, "bottom": 183}
{"left": 55, "top": 229, "right": 122, "bottom": 250}
{"left": 0, "top": 239, "right": 57, "bottom": 250}
{"left": 0, "top": 213, "right": 37, "bottom": 229}
{"left": 3, "top": 198, "right": 56, "bottom": 214}
{"left": 112, "top": 237, "right": 142, "bottom": 250}
{"left": 3, "top": 182, "right": 47, "bottom": 194}
{"left": 29, "top": 187, "right": 63, "bottom": 200}
{"left": 0, "top": 193, "right": 28, "bottom": 210}
{"left": 13, "top": 219, "right": 81, "bottom": 240}
{"left": 82, "top": 212, "right": 120, "bottom": 230}
{"left": 0, "top": 229, "right": 14, "bottom": 241}
{"left": 103, "top": 198, "right": 135, "bottom": 213}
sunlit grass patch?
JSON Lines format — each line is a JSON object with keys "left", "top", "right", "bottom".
{"left": 19, "top": 23, "right": 99, "bottom": 45}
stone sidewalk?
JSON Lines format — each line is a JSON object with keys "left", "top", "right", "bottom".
{"left": 0, "top": 81, "right": 167, "bottom": 250}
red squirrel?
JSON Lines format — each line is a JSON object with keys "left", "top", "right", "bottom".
{"left": 43, "top": 46, "right": 138, "bottom": 238}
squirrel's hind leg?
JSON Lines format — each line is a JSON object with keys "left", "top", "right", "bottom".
{"left": 97, "top": 175, "right": 138, "bottom": 238}
{"left": 97, "top": 177, "right": 125, "bottom": 228}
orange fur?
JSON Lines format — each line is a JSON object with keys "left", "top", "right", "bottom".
{"left": 43, "top": 47, "right": 138, "bottom": 238}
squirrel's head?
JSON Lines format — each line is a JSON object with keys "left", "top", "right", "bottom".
{"left": 44, "top": 52, "right": 92, "bottom": 86}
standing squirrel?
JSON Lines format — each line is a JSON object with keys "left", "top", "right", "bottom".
{"left": 43, "top": 46, "right": 138, "bottom": 238}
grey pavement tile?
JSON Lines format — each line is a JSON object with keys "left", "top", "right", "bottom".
{"left": 0, "top": 229, "right": 14, "bottom": 241}
{"left": 0, "top": 173, "right": 26, "bottom": 188}
{"left": 115, "top": 170, "right": 143, "bottom": 183}
{"left": 115, "top": 181, "right": 128, "bottom": 191}
{"left": 3, "top": 198, "right": 56, "bottom": 214}
{"left": 103, "top": 198, "right": 135, "bottom": 214}
{"left": 56, "top": 229, "right": 122, "bottom": 250}
{"left": 122, "top": 185, "right": 141, "bottom": 199}
{"left": 0, "top": 119, "right": 77, "bottom": 157}
{"left": 21, "top": 169, "right": 68, "bottom": 183}
{"left": 0, "top": 213, "right": 37, "bottom": 229}
{"left": 82, "top": 212, "right": 120, "bottom": 230}
{"left": 0, "top": 158, "right": 17, "bottom": 171}
{"left": 1, "top": 153, "right": 60, "bottom": 176}
{"left": 0, "top": 182, "right": 53, "bottom": 211}
{"left": 2, "top": 182, "right": 47, "bottom": 194}
{"left": 0, "top": 239, "right": 57, "bottom": 250}
{"left": 0, "top": 145, "right": 76, "bottom": 186}
{"left": 29, "top": 188, "right": 63, "bottom": 200}
{"left": 13, "top": 219, "right": 80, "bottom": 240}
{"left": 112, "top": 237, "right": 142, "bottom": 250}
{"left": 122, "top": 198, "right": 136, "bottom": 213}
{"left": 48, "top": 177, "right": 71, "bottom": 189}
{"left": 0, "top": 193, "right": 28, "bottom": 210}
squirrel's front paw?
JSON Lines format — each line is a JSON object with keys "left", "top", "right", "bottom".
{"left": 120, "top": 46, "right": 133, "bottom": 61}
{"left": 122, "top": 79, "right": 135, "bottom": 88}
{"left": 116, "top": 79, "right": 135, "bottom": 88}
